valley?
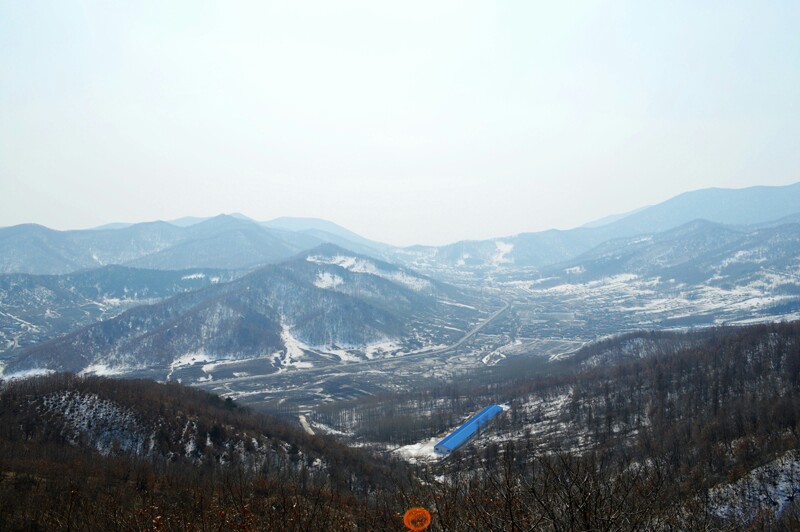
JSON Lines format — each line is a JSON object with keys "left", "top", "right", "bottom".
{"left": 1, "top": 183, "right": 800, "bottom": 528}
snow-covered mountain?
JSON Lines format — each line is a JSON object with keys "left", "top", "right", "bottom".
{"left": 539, "top": 220, "right": 800, "bottom": 286}
{"left": 0, "top": 265, "right": 233, "bottom": 356}
{"left": 3, "top": 246, "right": 481, "bottom": 380}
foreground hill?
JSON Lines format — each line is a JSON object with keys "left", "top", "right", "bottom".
{"left": 3, "top": 245, "right": 481, "bottom": 381}
{"left": 2, "top": 323, "right": 799, "bottom": 529}
{"left": 0, "top": 374, "right": 409, "bottom": 530}
{"left": 310, "top": 320, "right": 800, "bottom": 529}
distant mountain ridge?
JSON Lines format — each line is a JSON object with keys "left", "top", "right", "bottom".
{"left": 0, "top": 214, "right": 390, "bottom": 275}
{"left": 598, "top": 182, "right": 800, "bottom": 234}
{"left": 2, "top": 182, "right": 798, "bottom": 276}
{"left": 391, "top": 182, "right": 800, "bottom": 274}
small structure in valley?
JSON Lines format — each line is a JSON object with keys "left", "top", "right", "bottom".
{"left": 434, "top": 404, "right": 504, "bottom": 455}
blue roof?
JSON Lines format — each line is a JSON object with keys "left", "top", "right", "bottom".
{"left": 435, "top": 405, "right": 504, "bottom": 453}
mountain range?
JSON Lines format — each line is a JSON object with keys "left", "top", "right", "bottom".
{"left": 0, "top": 214, "right": 387, "bottom": 275}
{"left": 3, "top": 245, "right": 481, "bottom": 379}
{"left": 3, "top": 183, "right": 799, "bottom": 277}
{"left": 392, "top": 182, "right": 800, "bottom": 275}
{"left": 1, "top": 181, "right": 799, "bottom": 392}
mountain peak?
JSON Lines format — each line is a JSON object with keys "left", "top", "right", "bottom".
{"left": 191, "top": 213, "right": 260, "bottom": 231}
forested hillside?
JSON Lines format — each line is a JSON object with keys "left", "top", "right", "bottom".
{"left": 0, "top": 375, "right": 412, "bottom": 530}
{"left": 2, "top": 323, "right": 799, "bottom": 529}
{"left": 310, "top": 321, "right": 800, "bottom": 529}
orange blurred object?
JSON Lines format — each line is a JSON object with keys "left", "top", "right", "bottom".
{"left": 403, "top": 507, "right": 432, "bottom": 531}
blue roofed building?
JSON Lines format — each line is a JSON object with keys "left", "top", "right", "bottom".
{"left": 434, "top": 404, "right": 504, "bottom": 455}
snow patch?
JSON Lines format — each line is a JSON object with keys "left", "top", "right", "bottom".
{"left": 2, "top": 367, "right": 55, "bottom": 380}
{"left": 492, "top": 241, "right": 514, "bottom": 266}
{"left": 439, "top": 299, "right": 476, "bottom": 310}
{"left": 278, "top": 323, "right": 314, "bottom": 369}
{"left": 314, "top": 271, "right": 344, "bottom": 290}
{"left": 167, "top": 351, "right": 212, "bottom": 381}
{"left": 181, "top": 272, "right": 206, "bottom": 280}
{"left": 307, "top": 254, "right": 432, "bottom": 292}
{"left": 40, "top": 391, "right": 146, "bottom": 455}
{"left": 394, "top": 437, "right": 441, "bottom": 463}
{"left": 80, "top": 364, "right": 128, "bottom": 377}
{"left": 364, "top": 339, "right": 402, "bottom": 360}
{"left": 299, "top": 415, "right": 315, "bottom": 435}
{"left": 708, "top": 450, "right": 800, "bottom": 520}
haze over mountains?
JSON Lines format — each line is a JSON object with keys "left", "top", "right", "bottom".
{"left": 3, "top": 182, "right": 800, "bottom": 276}
{"left": 0, "top": 214, "right": 386, "bottom": 275}
{"left": 394, "top": 182, "right": 800, "bottom": 275}
{"left": 1, "top": 181, "right": 798, "bottom": 389}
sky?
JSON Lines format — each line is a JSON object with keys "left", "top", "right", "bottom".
{"left": 1, "top": 1, "right": 799, "bottom": 246}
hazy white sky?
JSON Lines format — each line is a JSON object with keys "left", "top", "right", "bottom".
{"left": 2, "top": 1, "right": 799, "bottom": 246}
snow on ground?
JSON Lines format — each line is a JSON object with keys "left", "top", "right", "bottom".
{"left": 482, "top": 339, "right": 523, "bottom": 365}
{"left": 520, "top": 268, "right": 800, "bottom": 328}
{"left": 492, "top": 241, "right": 514, "bottom": 266}
{"left": 279, "top": 323, "right": 314, "bottom": 369}
{"left": 708, "top": 450, "right": 800, "bottom": 520}
{"left": 307, "top": 254, "right": 432, "bottom": 292}
{"left": 181, "top": 272, "right": 206, "bottom": 280}
{"left": 0, "top": 310, "right": 41, "bottom": 331}
{"left": 364, "top": 339, "right": 402, "bottom": 359}
{"left": 729, "top": 312, "right": 800, "bottom": 325}
{"left": 299, "top": 415, "right": 315, "bottom": 435}
{"left": 394, "top": 437, "right": 442, "bottom": 463}
{"left": 322, "top": 347, "right": 362, "bottom": 363}
{"left": 2, "top": 367, "right": 55, "bottom": 380}
{"left": 166, "top": 351, "right": 213, "bottom": 381}
{"left": 314, "top": 271, "right": 344, "bottom": 289}
{"left": 439, "top": 300, "right": 477, "bottom": 310}
{"left": 79, "top": 363, "right": 129, "bottom": 377}
{"left": 495, "top": 389, "right": 594, "bottom": 454}
{"left": 389, "top": 271, "right": 431, "bottom": 292}
{"left": 719, "top": 249, "right": 767, "bottom": 269}
{"left": 309, "top": 420, "right": 351, "bottom": 437}
{"left": 40, "top": 391, "right": 147, "bottom": 455}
